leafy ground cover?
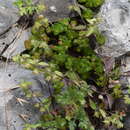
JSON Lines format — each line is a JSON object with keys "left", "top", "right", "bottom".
{"left": 13, "top": 0, "right": 130, "bottom": 129}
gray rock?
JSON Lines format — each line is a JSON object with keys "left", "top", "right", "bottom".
{"left": 98, "top": 0, "right": 130, "bottom": 58}
{"left": 1, "top": 28, "right": 30, "bottom": 58}
{"left": 0, "top": 62, "right": 50, "bottom": 130}
{"left": 0, "top": 0, "right": 28, "bottom": 58}
{"left": 43, "top": 0, "right": 74, "bottom": 21}
{"left": 120, "top": 55, "right": 130, "bottom": 88}
{"left": 0, "top": 0, "right": 18, "bottom": 34}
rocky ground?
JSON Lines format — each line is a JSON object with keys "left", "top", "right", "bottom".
{"left": 1, "top": 0, "right": 130, "bottom": 129}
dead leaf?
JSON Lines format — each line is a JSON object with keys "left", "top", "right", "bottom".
{"left": 19, "top": 114, "right": 29, "bottom": 122}
{"left": 16, "top": 98, "right": 28, "bottom": 106}
{"left": 101, "top": 56, "right": 115, "bottom": 74}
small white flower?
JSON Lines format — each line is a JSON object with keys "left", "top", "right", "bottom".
{"left": 50, "top": 6, "right": 57, "bottom": 13}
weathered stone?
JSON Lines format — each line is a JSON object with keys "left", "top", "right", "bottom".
{"left": 43, "top": 0, "right": 74, "bottom": 21}
{"left": 0, "top": 0, "right": 29, "bottom": 58}
{"left": 0, "top": 28, "right": 30, "bottom": 58}
{"left": 0, "top": 0, "right": 18, "bottom": 34}
{"left": 98, "top": 0, "right": 130, "bottom": 58}
{"left": 0, "top": 62, "right": 50, "bottom": 130}
{"left": 120, "top": 55, "right": 130, "bottom": 88}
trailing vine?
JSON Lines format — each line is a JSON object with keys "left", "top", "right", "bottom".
{"left": 13, "top": 0, "right": 129, "bottom": 129}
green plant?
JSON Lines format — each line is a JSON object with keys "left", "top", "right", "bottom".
{"left": 13, "top": 0, "right": 128, "bottom": 129}
{"left": 14, "top": 0, "right": 45, "bottom": 15}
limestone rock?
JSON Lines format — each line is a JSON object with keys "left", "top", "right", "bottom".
{"left": 98, "top": 0, "right": 130, "bottom": 58}
{"left": 0, "top": 62, "right": 49, "bottom": 130}
{"left": 0, "top": 0, "right": 28, "bottom": 58}
{"left": 0, "top": 0, "right": 18, "bottom": 34}
{"left": 43, "top": 0, "right": 74, "bottom": 21}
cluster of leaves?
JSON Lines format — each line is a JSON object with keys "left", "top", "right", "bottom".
{"left": 14, "top": 0, "right": 45, "bottom": 15}
{"left": 13, "top": 0, "right": 129, "bottom": 129}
